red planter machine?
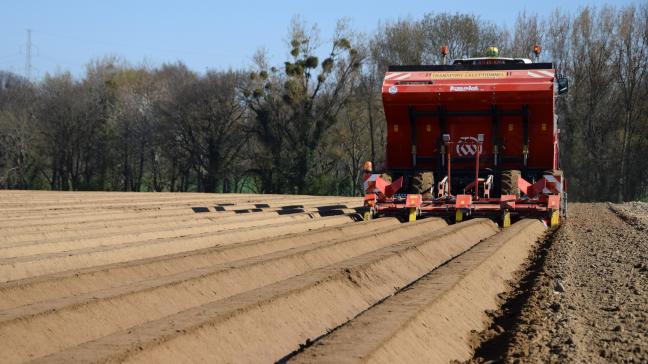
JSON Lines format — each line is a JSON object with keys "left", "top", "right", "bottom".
{"left": 363, "top": 49, "right": 568, "bottom": 227}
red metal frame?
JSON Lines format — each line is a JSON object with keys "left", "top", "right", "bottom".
{"left": 364, "top": 137, "right": 563, "bottom": 226}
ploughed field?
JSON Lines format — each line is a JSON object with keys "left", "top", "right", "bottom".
{"left": 470, "top": 202, "right": 648, "bottom": 364}
{"left": 0, "top": 190, "right": 562, "bottom": 363}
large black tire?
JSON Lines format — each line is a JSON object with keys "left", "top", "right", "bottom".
{"left": 500, "top": 170, "right": 521, "bottom": 197}
{"left": 410, "top": 171, "right": 434, "bottom": 199}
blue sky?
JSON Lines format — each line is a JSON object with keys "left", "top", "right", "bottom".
{"left": 1, "top": 0, "right": 637, "bottom": 79}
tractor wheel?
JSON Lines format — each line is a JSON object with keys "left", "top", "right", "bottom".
{"left": 410, "top": 171, "right": 434, "bottom": 199}
{"left": 500, "top": 170, "right": 521, "bottom": 197}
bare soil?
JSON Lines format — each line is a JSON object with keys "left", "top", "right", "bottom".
{"left": 470, "top": 202, "right": 648, "bottom": 363}
{"left": 37, "top": 219, "right": 496, "bottom": 364}
{"left": 9, "top": 191, "right": 611, "bottom": 363}
{"left": 289, "top": 219, "right": 547, "bottom": 364}
{"left": 1, "top": 191, "right": 504, "bottom": 363}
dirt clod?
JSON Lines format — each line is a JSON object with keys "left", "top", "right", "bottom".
{"left": 550, "top": 302, "right": 561, "bottom": 312}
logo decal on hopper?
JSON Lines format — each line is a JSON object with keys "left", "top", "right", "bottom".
{"left": 456, "top": 136, "right": 481, "bottom": 156}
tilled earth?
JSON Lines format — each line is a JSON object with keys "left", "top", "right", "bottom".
{"left": 0, "top": 191, "right": 548, "bottom": 363}
{"left": 3, "top": 191, "right": 646, "bottom": 363}
{"left": 471, "top": 202, "right": 648, "bottom": 363}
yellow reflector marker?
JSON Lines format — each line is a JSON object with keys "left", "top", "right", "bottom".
{"left": 503, "top": 211, "right": 511, "bottom": 228}
{"left": 541, "top": 123, "right": 547, "bottom": 131}
{"left": 550, "top": 211, "right": 559, "bottom": 228}
{"left": 508, "top": 123, "right": 514, "bottom": 131}
{"left": 455, "top": 209, "right": 463, "bottom": 222}
{"left": 408, "top": 208, "right": 417, "bottom": 222}
{"left": 363, "top": 210, "right": 371, "bottom": 221}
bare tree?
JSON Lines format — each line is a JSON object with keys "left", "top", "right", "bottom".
{"left": 245, "top": 19, "right": 364, "bottom": 193}
{"left": 421, "top": 13, "right": 509, "bottom": 62}
{"left": 158, "top": 70, "right": 248, "bottom": 192}
{"left": 510, "top": 12, "right": 544, "bottom": 58}
{"left": 371, "top": 18, "right": 426, "bottom": 72}
{"left": 613, "top": 5, "right": 648, "bottom": 201}
{"left": 0, "top": 73, "right": 40, "bottom": 188}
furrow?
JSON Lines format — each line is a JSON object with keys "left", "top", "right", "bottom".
{"left": 0, "top": 219, "right": 445, "bottom": 363}
{"left": 289, "top": 219, "right": 547, "bottom": 364}
{"left": 30, "top": 219, "right": 498, "bottom": 364}
{"left": 0, "top": 213, "right": 358, "bottom": 282}
{"left": 0, "top": 195, "right": 322, "bottom": 214}
{"left": 0, "top": 200, "right": 360, "bottom": 236}
{"left": 0, "top": 217, "right": 398, "bottom": 310}
{"left": 0, "top": 210, "right": 347, "bottom": 255}
{"left": 0, "top": 195, "right": 357, "bottom": 223}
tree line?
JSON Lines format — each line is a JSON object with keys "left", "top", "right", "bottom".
{"left": 1, "top": 5, "right": 647, "bottom": 201}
